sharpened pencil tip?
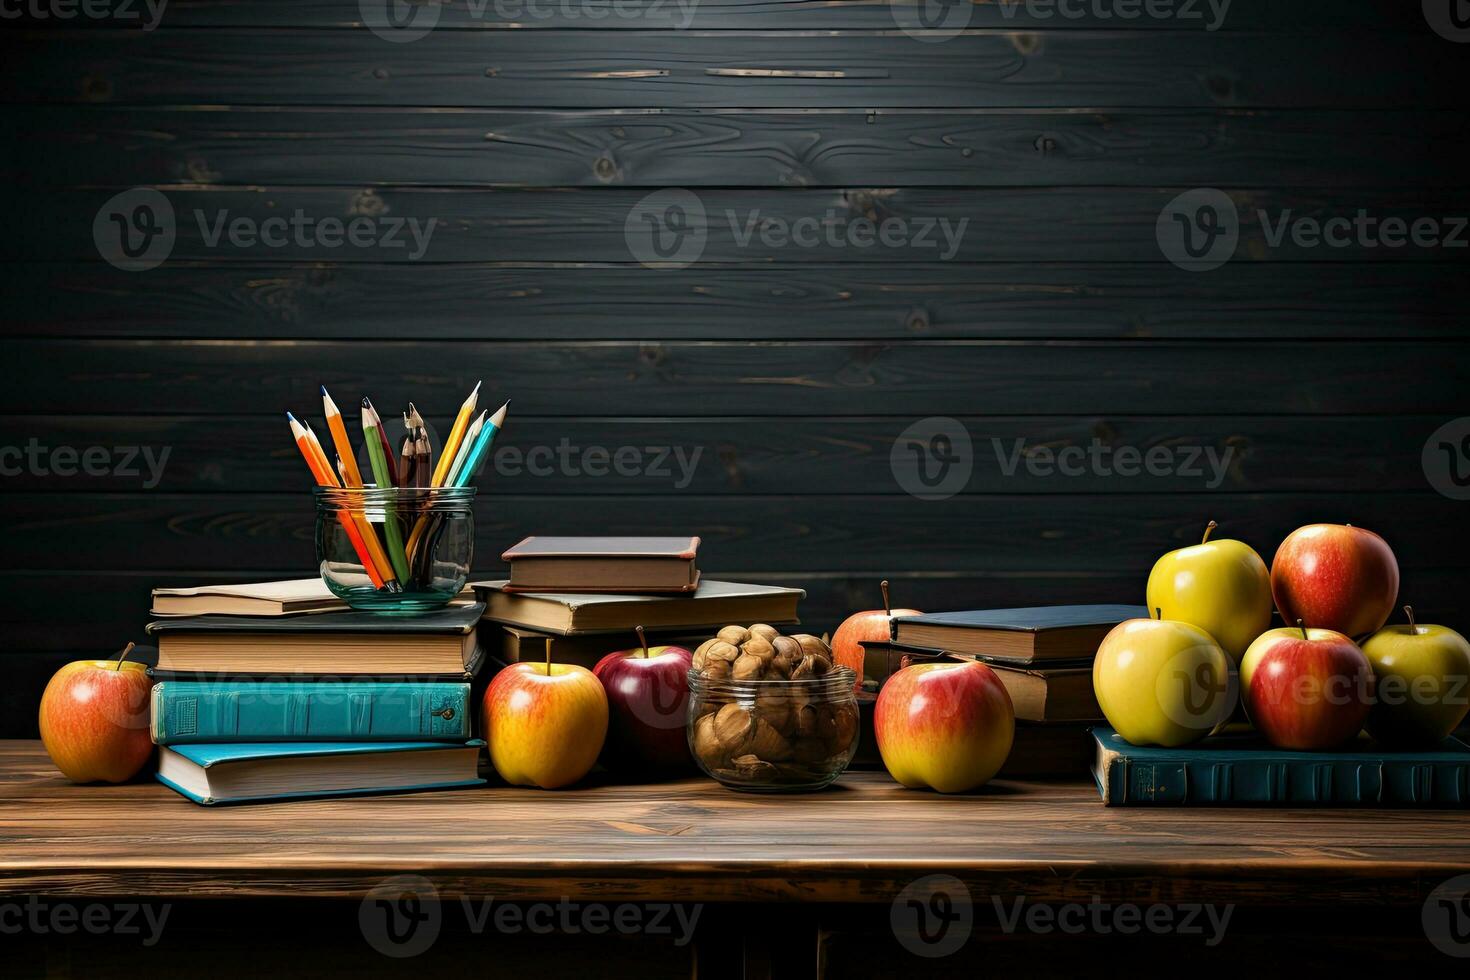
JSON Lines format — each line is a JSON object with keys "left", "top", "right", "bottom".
{"left": 319, "top": 385, "right": 328, "bottom": 396}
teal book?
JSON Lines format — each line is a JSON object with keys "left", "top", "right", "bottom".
{"left": 151, "top": 681, "right": 471, "bottom": 744}
{"left": 156, "top": 740, "right": 485, "bottom": 806}
{"left": 1092, "top": 726, "right": 1470, "bottom": 807}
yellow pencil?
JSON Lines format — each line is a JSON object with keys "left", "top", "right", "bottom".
{"left": 305, "top": 422, "right": 397, "bottom": 586}
{"left": 430, "top": 380, "right": 480, "bottom": 488}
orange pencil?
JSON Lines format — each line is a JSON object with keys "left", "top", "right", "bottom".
{"left": 305, "top": 421, "right": 398, "bottom": 588}
{"left": 321, "top": 386, "right": 365, "bottom": 488}
{"left": 288, "top": 413, "right": 386, "bottom": 590}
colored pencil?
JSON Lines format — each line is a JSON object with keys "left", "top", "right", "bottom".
{"left": 431, "top": 381, "right": 480, "bottom": 488}
{"left": 451, "top": 401, "right": 509, "bottom": 487}
{"left": 443, "top": 411, "right": 486, "bottom": 487}
{"left": 287, "top": 413, "right": 386, "bottom": 590}
{"left": 320, "top": 386, "right": 365, "bottom": 489}
{"left": 361, "top": 399, "right": 413, "bottom": 583}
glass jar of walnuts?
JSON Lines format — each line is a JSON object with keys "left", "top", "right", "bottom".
{"left": 687, "top": 624, "right": 859, "bottom": 792}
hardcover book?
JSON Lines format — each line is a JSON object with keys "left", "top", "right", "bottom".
{"left": 156, "top": 740, "right": 486, "bottom": 806}
{"left": 151, "top": 579, "right": 348, "bottom": 617}
{"left": 891, "top": 605, "right": 1147, "bottom": 664}
{"left": 145, "top": 603, "right": 485, "bottom": 675}
{"left": 1091, "top": 726, "right": 1470, "bottom": 806}
{"left": 500, "top": 535, "right": 701, "bottom": 594}
{"left": 151, "top": 681, "right": 472, "bottom": 744}
{"left": 859, "top": 641, "right": 1101, "bottom": 722}
{"left": 471, "top": 579, "right": 802, "bottom": 635}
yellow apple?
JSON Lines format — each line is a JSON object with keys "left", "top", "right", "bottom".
{"left": 1093, "top": 616, "right": 1236, "bottom": 747}
{"left": 1362, "top": 606, "right": 1470, "bottom": 747}
{"left": 482, "top": 661, "right": 608, "bottom": 789}
{"left": 1146, "top": 520, "right": 1272, "bottom": 662}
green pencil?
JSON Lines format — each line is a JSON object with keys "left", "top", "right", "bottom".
{"left": 361, "top": 397, "right": 413, "bottom": 585}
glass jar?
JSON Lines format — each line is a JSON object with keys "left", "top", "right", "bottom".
{"left": 687, "top": 667, "right": 859, "bottom": 792}
{"left": 314, "top": 486, "right": 474, "bottom": 613}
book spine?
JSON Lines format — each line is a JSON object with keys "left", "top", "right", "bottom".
{"left": 151, "top": 682, "right": 471, "bottom": 744}
{"left": 1105, "top": 756, "right": 1470, "bottom": 806}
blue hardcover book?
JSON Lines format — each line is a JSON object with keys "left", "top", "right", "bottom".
{"left": 1092, "top": 726, "right": 1470, "bottom": 807}
{"left": 156, "top": 740, "right": 486, "bottom": 806}
{"left": 151, "top": 681, "right": 471, "bottom": 744}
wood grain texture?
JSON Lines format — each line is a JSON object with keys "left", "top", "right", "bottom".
{"left": 0, "top": 414, "right": 1442, "bottom": 494}
{"left": 9, "top": 262, "right": 1464, "bottom": 340}
{"left": 3, "top": 339, "right": 1466, "bottom": 415}
{"left": 3, "top": 30, "right": 1458, "bottom": 109}
{"left": 12, "top": 108, "right": 1466, "bottom": 188}
{"left": 5, "top": 492, "right": 1465, "bottom": 574}
{"left": 1, "top": 742, "right": 1467, "bottom": 903}
{"left": 3, "top": 0, "right": 1434, "bottom": 32}
{"left": 17, "top": 186, "right": 1470, "bottom": 263}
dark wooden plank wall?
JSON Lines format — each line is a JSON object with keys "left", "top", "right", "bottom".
{"left": 1, "top": 1, "right": 1468, "bottom": 736}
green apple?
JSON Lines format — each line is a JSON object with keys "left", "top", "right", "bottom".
{"left": 1362, "top": 606, "right": 1470, "bottom": 747}
{"left": 1093, "top": 614, "right": 1237, "bottom": 748}
{"left": 1146, "top": 520, "right": 1272, "bottom": 662}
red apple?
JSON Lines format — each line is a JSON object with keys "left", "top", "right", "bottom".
{"left": 38, "top": 644, "right": 154, "bottom": 783}
{"left": 1271, "top": 523, "right": 1399, "bottom": 638}
{"left": 874, "top": 660, "right": 1015, "bottom": 793}
{"left": 1240, "top": 621, "right": 1374, "bottom": 750}
{"left": 593, "top": 627, "right": 694, "bottom": 775}
{"left": 482, "top": 645, "right": 608, "bottom": 789}
{"left": 831, "top": 580, "right": 922, "bottom": 692}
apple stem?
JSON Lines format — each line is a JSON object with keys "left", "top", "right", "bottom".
{"left": 636, "top": 625, "right": 648, "bottom": 658}
{"left": 880, "top": 579, "right": 891, "bottom": 618}
{"left": 544, "top": 637, "right": 552, "bottom": 675}
{"left": 1404, "top": 605, "right": 1418, "bottom": 634}
{"left": 1296, "top": 618, "right": 1309, "bottom": 641}
{"left": 1202, "top": 520, "right": 1217, "bottom": 544}
{"left": 114, "top": 641, "right": 135, "bottom": 671}
{"left": 1154, "top": 607, "right": 1162, "bottom": 621}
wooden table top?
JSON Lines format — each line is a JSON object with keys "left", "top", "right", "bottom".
{"left": 2, "top": 741, "right": 1467, "bottom": 905}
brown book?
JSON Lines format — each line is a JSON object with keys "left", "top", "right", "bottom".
{"left": 500, "top": 535, "right": 700, "bottom": 594}
{"left": 151, "top": 579, "right": 348, "bottom": 617}
{"left": 495, "top": 625, "right": 715, "bottom": 671}
{"left": 861, "top": 641, "right": 1101, "bottom": 723}
{"left": 890, "top": 605, "right": 1146, "bottom": 664}
{"left": 471, "top": 579, "right": 802, "bottom": 636}
{"left": 998, "top": 723, "right": 1097, "bottom": 780}
{"left": 145, "top": 605, "right": 485, "bottom": 676}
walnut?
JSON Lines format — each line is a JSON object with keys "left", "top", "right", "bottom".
{"left": 718, "top": 625, "right": 750, "bottom": 646}
{"left": 748, "top": 624, "right": 780, "bottom": 643}
{"left": 741, "top": 635, "right": 775, "bottom": 663}
{"left": 748, "top": 718, "right": 793, "bottom": 761}
{"left": 732, "top": 654, "right": 765, "bottom": 681}
{"left": 711, "top": 702, "right": 754, "bottom": 755}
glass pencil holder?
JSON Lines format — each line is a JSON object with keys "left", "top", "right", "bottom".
{"left": 314, "top": 485, "right": 475, "bottom": 613}
{"left": 687, "top": 667, "right": 859, "bottom": 793}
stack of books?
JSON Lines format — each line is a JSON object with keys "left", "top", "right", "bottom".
{"left": 145, "top": 580, "right": 486, "bottom": 805}
{"left": 863, "top": 605, "right": 1146, "bottom": 779}
{"left": 475, "top": 535, "right": 805, "bottom": 669}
